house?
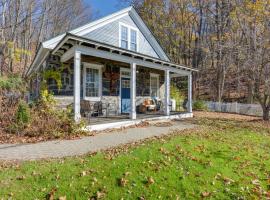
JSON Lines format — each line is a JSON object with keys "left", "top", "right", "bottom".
{"left": 27, "top": 6, "right": 197, "bottom": 130}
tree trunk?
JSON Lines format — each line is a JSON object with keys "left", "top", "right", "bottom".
{"left": 262, "top": 106, "right": 269, "bottom": 121}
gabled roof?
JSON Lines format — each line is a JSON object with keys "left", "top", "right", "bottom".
{"left": 27, "top": 6, "right": 171, "bottom": 76}
{"left": 42, "top": 6, "right": 169, "bottom": 61}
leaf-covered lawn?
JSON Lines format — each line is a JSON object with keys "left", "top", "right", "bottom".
{"left": 1, "top": 115, "right": 270, "bottom": 199}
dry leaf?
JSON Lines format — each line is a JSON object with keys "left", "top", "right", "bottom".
{"left": 201, "top": 191, "right": 211, "bottom": 198}
{"left": 252, "top": 179, "right": 260, "bottom": 186}
{"left": 119, "top": 178, "right": 128, "bottom": 187}
{"left": 59, "top": 196, "right": 66, "bottom": 200}
{"left": 47, "top": 188, "right": 57, "bottom": 200}
{"left": 80, "top": 171, "right": 87, "bottom": 177}
{"left": 147, "top": 177, "right": 155, "bottom": 185}
{"left": 96, "top": 191, "right": 105, "bottom": 199}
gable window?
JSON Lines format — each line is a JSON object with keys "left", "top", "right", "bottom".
{"left": 150, "top": 73, "right": 160, "bottom": 97}
{"left": 83, "top": 63, "right": 102, "bottom": 100}
{"left": 120, "top": 26, "right": 128, "bottom": 49}
{"left": 130, "top": 29, "right": 137, "bottom": 51}
{"left": 119, "top": 23, "right": 138, "bottom": 52}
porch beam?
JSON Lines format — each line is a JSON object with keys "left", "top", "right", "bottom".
{"left": 61, "top": 46, "right": 75, "bottom": 62}
{"left": 187, "top": 73, "right": 192, "bottom": 113}
{"left": 74, "top": 50, "right": 81, "bottom": 122}
{"left": 164, "top": 69, "right": 170, "bottom": 116}
{"left": 71, "top": 45, "right": 190, "bottom": 75}
{"left": 130, "top": 63, "right": 137, "bottom": 120}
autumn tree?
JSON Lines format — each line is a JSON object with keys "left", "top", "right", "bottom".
{"left": 231, "top": 0, "right": 270, "bottom": 120}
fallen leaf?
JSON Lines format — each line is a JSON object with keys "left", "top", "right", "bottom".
{"left": 201, "top": 191, "right": 211, "bottom": 198}
{"left": 96, "top": 191, "right": 105, "bottom": 199}
{"left": 119, "top": 178, "right": 128, "bottom": 187}
{"left": 46, "top": 188, "right": 57, "bottom": 200}
{"left": 252, "top": 179, "right": 260, "bottom": 186}
{"left": 80, "top": 171, "right": 87, "bottom": 177}
{"left": 147, "top": 177, "right": 155, "bottom": 185}
{"left": 59, "top": 196, "right": 66, "bottom": 200}
{"left": 16, "top": 175, "right": 26, "bottom": 180}
{"left": 223, "top": 177, "right": 235, "bottom": 185}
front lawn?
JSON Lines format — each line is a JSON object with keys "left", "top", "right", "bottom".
{"left": 1, "top": 113, "right": 270, "bottom": 199}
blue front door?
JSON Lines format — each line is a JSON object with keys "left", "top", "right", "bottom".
{"left": 121, "top": 77, "right": 131, "bottom": 113}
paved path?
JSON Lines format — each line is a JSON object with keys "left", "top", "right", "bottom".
{"left": 0, "top": 121, "right": 195, "bottom": 161}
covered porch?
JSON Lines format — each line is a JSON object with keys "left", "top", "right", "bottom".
{"left": 48, "top": 34, "right": 195, "bottom": 128}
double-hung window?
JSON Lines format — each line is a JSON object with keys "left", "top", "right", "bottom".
{"left": 84, "top": 63, "right": 102, "bottom": 100}
{"left": 120, "top": 26, "right": 128, "bottom": 49}
{"left": 120, "top": 23, "right": 138, "bottom": 52}
{"left": 130, "top": 29, "right": 137, "bottom": 51}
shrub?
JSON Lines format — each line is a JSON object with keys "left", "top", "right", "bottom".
{"left": 22, "top": 92, "right": 86, "bottom": 138}
{"left": 0, "top": 75, "right": 25, "bottom": 91}
{"left": 193, "top": 100, "right": 207, "bottom": 111}
{"left": 16, "top": 100, "right": 31, "bottom": 125}
{"left": 170, "top": 83, "right": 185, "bottom": 111}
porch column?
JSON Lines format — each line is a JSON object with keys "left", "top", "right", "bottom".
{"left": 74, "top": 50, "right": 81, "bottom": 122}
{"left": 188, "top": 73, "right": 192, "bottom": 113}
{"left": 130, "top": 62, "right": 136, "bottom": 120}
{"left": 164, "top": 69, "right": 170, "bottom": 116}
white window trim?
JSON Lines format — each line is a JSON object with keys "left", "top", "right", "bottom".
{"left": 119, "top": 22, "right": 139, "bottom": 52}
{"left": 83, "top": 62, "right": 103, "bottom": 101}
{"left": 150, "top": 73, "right": 160, "bottom": 97}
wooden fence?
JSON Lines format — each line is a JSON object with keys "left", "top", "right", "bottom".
{"left": 205, "top": 101, "right": 265, "bottom": 117}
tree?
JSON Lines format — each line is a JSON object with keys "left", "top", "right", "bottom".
{"left": 232, "top": 0, "right": 270, "bottom": 120}
{"left": 0, "top": 0, "right": 92, "bottom": 77}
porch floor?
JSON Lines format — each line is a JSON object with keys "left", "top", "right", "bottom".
{"left": 85, "top": 112, "right": 187, "bottom": 125}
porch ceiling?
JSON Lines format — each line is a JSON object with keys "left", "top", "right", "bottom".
{"left": 52, "top": 33, "right": 198, "bottom": 75}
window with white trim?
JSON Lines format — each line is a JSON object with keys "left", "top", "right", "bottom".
{"left": 150, "top": 74, "right": 159, "bottom": 97}
{"left": 84, "top": 64, "right": 102, "bottom": 98}
{"left": 120, "top": 25, "right": 128, "bottom": 49}
{"left": 119, "top": 23, "right": 138, "bottom": 52}
{"left": 130, "top": 29, "right": 137, "bottom": 51}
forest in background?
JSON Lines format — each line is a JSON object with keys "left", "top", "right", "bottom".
{"left": 126, "top": 0, "right": 270, "bottom": 119}
{"left": 0, "top": 0, "right": 269, "bottom": 119}
{"left": 0, "top": 0, "right": 91, "bottom": 76}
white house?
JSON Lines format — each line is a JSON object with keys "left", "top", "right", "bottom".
{"left": 27, "top": 6, "right": 197, "bottom": 130}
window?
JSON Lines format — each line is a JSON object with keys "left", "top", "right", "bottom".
{"left": 84, "top": 64, "right": 102, "bottom": 99}
{"left": 130, "top": 29, "right": 137, "bottom": 51}
{"left": 119, "top": 23, "right": 138, "bottom": 51}
{"left": 150, "top": 74, "right": 159, "bottom": 97}
{"left": 121, "top": 26, "right": 128, "bottom": 49}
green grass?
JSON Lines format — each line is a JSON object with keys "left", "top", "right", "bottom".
{"left": 1, "top": 117, "right": 270, "bottom": 199}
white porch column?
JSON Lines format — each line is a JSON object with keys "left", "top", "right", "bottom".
{"left": 74, "top": 50, "right": 81, "bottom": 122}
{"left": 188, "top": 73, "right": 192, "bottom": 113}
{"left": 130, "top": 63, "right": 136, "bottom": 120}
{"left": 164, "top": 69, "right": 170, "bottom": 116}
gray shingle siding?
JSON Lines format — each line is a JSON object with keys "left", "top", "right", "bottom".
{"left": 83, "top": 15, "right": 159, "bottom": 58}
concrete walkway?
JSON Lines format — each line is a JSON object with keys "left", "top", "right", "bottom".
{"left": 0, "top": 121, "right": 195, "bottom": 161}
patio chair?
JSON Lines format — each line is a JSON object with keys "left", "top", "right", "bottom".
{"left": 80, "top": 100, "right": 103, "bottom": 119}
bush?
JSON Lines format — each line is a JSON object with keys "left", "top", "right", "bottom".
{"left": 0, "top": 75, "right": 24, "bottom": 91}
{"left": 16, "top": 100, "right": 31, "bottom": 125}
{"left": 22, "top": 91, "right": 86, "bottom": 138}
{"left": 193, "top": 100, "right": 207, "bottom": 111}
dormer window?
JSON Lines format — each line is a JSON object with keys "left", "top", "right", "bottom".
{"left": 119, "top": 23, "right": 138, "bottom": 52}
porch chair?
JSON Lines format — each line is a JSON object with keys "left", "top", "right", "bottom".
{"left": 80, "top": 100, "right": 103, "bottom": 119}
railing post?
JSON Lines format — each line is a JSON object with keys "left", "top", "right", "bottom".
{"left": 188, "top": 73, "right": 192, "bottom": 113}
{"left": 130, "top": 63, "right": 136, "bottom": 120}
{"left": 74, "top": 50, "right": 81, "bottom": 122}
{"left": 164, "top": 69, "right": 170, "bottom": 116}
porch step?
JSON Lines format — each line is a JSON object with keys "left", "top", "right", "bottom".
{"left": 84, "top": 112, "right": 193, "bottom": 131}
